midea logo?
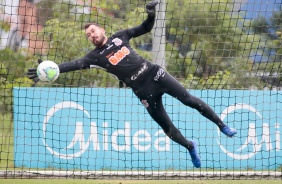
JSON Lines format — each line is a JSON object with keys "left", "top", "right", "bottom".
{"left": 43, "top": 102, "right": 280, "bottom": 160}
{"left": 42, "top": 101, "right": 91, "bottom": 159}
{"left": 217, "top": 103, "right": 280, "bottom": 160}
{"left": 42, "top": 101, "right": 169, "bottom": 159}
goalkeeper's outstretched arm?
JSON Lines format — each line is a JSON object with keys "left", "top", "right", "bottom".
{"left": 27, "top": 58, "right": 91, "bottom": 83}
{"left": 127, "top": 1, "right": 158, "bottom": 38}
{"left": 58, "top": 58, "right": 91, "bottom": 73}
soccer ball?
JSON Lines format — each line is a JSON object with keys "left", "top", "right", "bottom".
{"left": 37, "top": 60, "right": 60, "bottom": 82}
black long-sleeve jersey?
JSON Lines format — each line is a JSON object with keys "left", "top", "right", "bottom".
{"left": 58, "top": 15, "right": 157, "bottom": 87}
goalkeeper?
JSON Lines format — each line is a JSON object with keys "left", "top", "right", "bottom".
{"left": 27, "top": 1, "right": 237, "bottom": 168}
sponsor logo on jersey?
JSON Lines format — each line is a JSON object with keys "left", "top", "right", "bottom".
{"left": 100, "top": 49, "right": 105, "bottom": 54}
{"left": 154, "top": 68, "right": 166, "bottom": 81}
{"left": 112, "top": 38, "right": 122, "bottom": 46}
{"left": 131, "top": 64, "right": 148, "bottom": 80}
{"left": 108, "top": 46, "right": 130, "bottom": 65}
{"left": 100, "top": 44, "right": 113, "bottom": 54}
{"left": 106, "top": 44, "right": 113, "bottom": 50}
{"left": 106, "top": 51, "right": 114, "bottom": 59}
{"left": 141, "top": 99, "right": 149, "bottom": 108}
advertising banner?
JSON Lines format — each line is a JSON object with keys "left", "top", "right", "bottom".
{"left": 14, "top": 88, "right": 282, "bottom": 170}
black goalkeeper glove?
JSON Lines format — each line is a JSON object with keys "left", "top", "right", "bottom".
{"left": 146, "top": 1, "right": 158, "bottom": 16}
{"left": 27, "top": 59, "right": 43, "bottom": 83}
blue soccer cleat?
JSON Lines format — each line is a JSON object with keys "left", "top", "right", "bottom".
{"left": 189, "top": 140, "right": 201, "bottom": 168}
{"left": 220, "top": 126, "right": 237, "bottom": 137}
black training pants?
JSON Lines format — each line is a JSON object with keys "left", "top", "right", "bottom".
{"left": 132, "top": 66, "right": 224, "bottom": 149}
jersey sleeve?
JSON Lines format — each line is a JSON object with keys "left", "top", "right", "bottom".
{"left": 58, "top": 57, "right": 92, "bottom": 73}
{"left": 126, "top": 14, "right": 156, "bottom": 38}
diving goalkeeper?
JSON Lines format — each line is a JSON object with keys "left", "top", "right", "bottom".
{"left": 27, "top": 1, "right": 237, "bottom": 168}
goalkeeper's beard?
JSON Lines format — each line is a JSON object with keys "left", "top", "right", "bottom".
{"left": 93, "top": 34, "right": 106, "bottom": 47}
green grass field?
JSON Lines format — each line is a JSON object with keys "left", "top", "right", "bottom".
{"left": 0, "top": 179, "right": 282, "bottom": 184}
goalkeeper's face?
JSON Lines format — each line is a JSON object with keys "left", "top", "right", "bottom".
{"left": 85, "top": 24, "right": 107, "bottom": 47}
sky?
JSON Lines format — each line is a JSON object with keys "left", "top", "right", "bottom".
{"left": 238, "top": 0, "right": 282, "bottom": 19}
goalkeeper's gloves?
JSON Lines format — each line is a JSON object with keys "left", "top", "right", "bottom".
{"left": 27, "top": 59, "right": 42, "bottom": 83}
{"left": 146, "top": 1, "right": 158, "bottom": 16}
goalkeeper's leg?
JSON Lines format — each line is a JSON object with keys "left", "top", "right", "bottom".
{"left": 144, "top": 95, "right": 201, "bottom": 168}
{"left": 158, "top": 72, "right": 237, "bottom": 137}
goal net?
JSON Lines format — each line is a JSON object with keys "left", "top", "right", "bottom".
{"left": 0, "top": 0, "right": 281, "bottom": 180}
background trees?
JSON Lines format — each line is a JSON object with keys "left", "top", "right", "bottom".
{"left": 0, "top": 0, "right": 281, "bottom": 91}
{"left": 165, "top": 0, "right": 266, "bottom": 89}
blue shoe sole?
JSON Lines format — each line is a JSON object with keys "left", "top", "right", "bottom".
{"left": 189, "top": 140, "right": 201, "bottom": 168}
{"left": 221, "top": 126, "right": 237, "bottom": 137}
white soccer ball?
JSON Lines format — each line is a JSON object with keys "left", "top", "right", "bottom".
{"left": 37, "top": 60, "right": 60, "bottom": 82}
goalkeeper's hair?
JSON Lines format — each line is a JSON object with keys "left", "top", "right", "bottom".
{"left": 84, "top": 23, "right": 101, "bottom": 30}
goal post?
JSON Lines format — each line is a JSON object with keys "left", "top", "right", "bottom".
{"left": 152, "top": 0, "right": 166, "bottom": 67}
{"left": 0, "top": 0, "right": 281, "bottom": 180}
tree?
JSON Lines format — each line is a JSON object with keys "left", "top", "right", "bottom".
{"left": 250, "top": 5, "right": 282, "bottom": 88}
{"left": 2, "top": 0, "right": 272, "bottom": 89}
{"left": 165, "top": 0, "right": 265, "bottom": 89}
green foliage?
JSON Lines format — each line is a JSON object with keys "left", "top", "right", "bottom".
{"left": 165, "top": 0, "right": 269, "bottom": 89}
{"left": 0, "top": 20, "right": 10, "bottom": 32}
{"left": 0, "top": 49, "right": 34, "bottom": 113}
{"left": 0, "top": 0, "right": 276, "bottom": 93}
{"left": 35, "top": 0, "right": 77, "bottom": 24}
{"left": 250, "top": 5, "right": 282, "bottom": 87}
{"left": 0, "top": 112, "right": 13, "bottom": 169}
{"left": 0, "top": 0, "right": 10, "bottom": 32}
{"left": 185, "top": 69, "right": 265, "bottom": 90}
{"left": 0, "top": 48, "right": 34, "bottom": 168}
